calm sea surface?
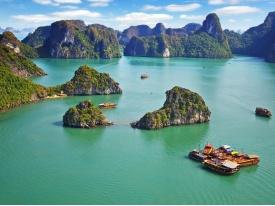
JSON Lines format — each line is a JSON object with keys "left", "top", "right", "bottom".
{"left": 0, "top": 56, "right": 275, "bottom": 204}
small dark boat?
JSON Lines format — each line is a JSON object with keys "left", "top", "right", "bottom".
{"left": 202, "top": 159, "right": 240, "bottom": 175}
{"left": 189, "top": 150, "right": 208, "bottom": 162}
{"left": 98, "top": 102, "right": 116, "bottom": 109}
{"left": 140, "top": 74, "right": 149, "bottom": 79}
{"left": 255, "top": 107, "right": 272, "bottom": 117}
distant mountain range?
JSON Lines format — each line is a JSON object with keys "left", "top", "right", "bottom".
{"left": 117, "top": 22, "right": 201, "bottom": 46}
{"left": 124, "top": 13, "right": 232, "bottom": 58}
{"left": 0, "top": 11, "right": 273, "bottom": 62}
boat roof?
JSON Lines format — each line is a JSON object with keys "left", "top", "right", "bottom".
{"left": 248, "top": 155, "right": 259, "bottom": 159}
{"left": 222, "top": 160, "right": 239, "bottom": 169}
{"left": 222, "top": 145, "right": 231, "bottom": 149}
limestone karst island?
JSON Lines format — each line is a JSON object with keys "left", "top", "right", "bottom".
{"left": 0, "top": 0, "right": 274, "bottom": 204}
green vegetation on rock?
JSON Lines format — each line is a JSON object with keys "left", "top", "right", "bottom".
{"left": 0, "top": 66, "right": 48, "bottom": 112}
{"left": 0, "top": 31, "right": 45, "bottom": 77}
{"left": 63, "top": 100, "right": 112, "bottom": 128}
{"left": 0, "top": 44, "right": 45, "bottom": 77}
{"left": 23, "top": 20, "right": 121, "bottom": 59}
{"left": 131, "top": 86, "right": 211, "bottom": 130}
{"left": 57, "top": 65, "right": 122, "bottom": 95}
{"left": 0, "top": 31, "right": 38, "bottom": 58}
{"left": 124, "top": 32, "right": 231, "bottom": 58}
{"left": 124, "top": 13, "right": 231, "bottom": 58}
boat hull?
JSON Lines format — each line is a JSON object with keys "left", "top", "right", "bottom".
{"left": 202, "top": 161, "right": 240, "bottom": 175}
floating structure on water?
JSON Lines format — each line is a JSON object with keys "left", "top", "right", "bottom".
{"left": 189, "top": 144, "right": 260, "bottom": 175}
{"left": 203, "top": 159, "right": 240, "bottom": 175}
{"left": 255, "top": 107, "right": 272, "bottom": 118}
{"left": 98, "top": 102, "right": 117, "bottom": 109}
{"left": 140, "top": 74, "right": 149, "bottom": 79}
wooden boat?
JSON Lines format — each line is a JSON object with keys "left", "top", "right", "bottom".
{"left": 202, "top": 159, "right": 240, "bottom": 175}
{"left": 234, "top": 155, "right": 260, "bottom": 167}
{"left": 98, "top": 102, "right": 116, "bottom": 109}
{"left": 188, "top": 150, "right": 208, "bottom": 162}
{"left": 203, "top": 144, "right": 215, "bottom": 155}
{"left": 215, "top": 145, "right": 260, "bottom": 167}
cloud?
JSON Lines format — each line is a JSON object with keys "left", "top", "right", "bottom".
{"left": 179, "top": 14, "right": 204, "bottom": 22}
{"left": 12, "top": 9, "right": 101, "bottom": 23}
{"left": 165, "top": 3, "right": 201, "bottom": 12}
{"left": 116, "top": 12, "right": 173, "bottom": 27}
{"left": 214, "top": 6, "right": 261, "bottom": 15}
{"left": 143, "top": 5, "right": 162, "bottom": 11}
{"left": 88, "top": 0, "right": 112, "bottom": 7}
{"left": 208, "top": 0, "right": 240, "bottom": 5}
{"left": 208, "top": 0, "right": 241, "bottom": 5}
{"left": 33, "top": 0, "right": 81, "bottom": 6}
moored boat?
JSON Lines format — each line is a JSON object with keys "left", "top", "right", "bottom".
{"left": 188, "top": 150, "right": 208, "bottom": 162}
{"left": 202, "top": 159, "right": 240, "bottom": 175}
{"left": 98, "top": 102, "right": 117, "bottom": 109}
{"left": 140, "top": 74, "right": 149, "bottom": 79}
{"left": 215, "top": 145, "right": 260, "bottom": 167}
{"left": 203, "top": 144, "right": 215, "bottom": 155}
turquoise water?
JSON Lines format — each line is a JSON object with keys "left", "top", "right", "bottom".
{"left": 0, "top": 56, "right": 275, "bottom": 204}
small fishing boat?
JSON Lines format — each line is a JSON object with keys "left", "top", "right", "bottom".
{"left": 188, "top": 150, "right": 208, "bottom": 162}
{"left": 98, "top": 102, "right": 116, "bottom": 109}
{"left": 202, "top": 159, "right": 240, "bottom": 175}
{"left": 140, "top": 74, "right": 149, "bottom": 79}
{"left": 203, "top": 144, "right": 215, "bottom": 155}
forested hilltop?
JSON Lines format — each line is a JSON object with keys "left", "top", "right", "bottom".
{"left": 22, "top": 20, "right": 121, "bottom": 59}
{"left": 0, "top": 31, "right": 45, "bottom": 78}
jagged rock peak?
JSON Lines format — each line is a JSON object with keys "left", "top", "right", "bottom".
{"left": 153, "top": 23, "right": 166, "bottom": 34}
{"left": 200, "top": 13, "right": 225, "bottom": 42}
{"left": 263, "top": 11, "right": 275, "bottom": 27}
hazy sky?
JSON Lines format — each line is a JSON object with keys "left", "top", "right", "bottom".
{"left": 0, "top": 0, "right": 274, "bottom": 38}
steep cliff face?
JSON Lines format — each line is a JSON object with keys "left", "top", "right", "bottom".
{"left": 224, "top": 30, "right": 244, "bottom": 53}
{"left": 153, "top": 23, "right": 166, "bottom": 35}
{"left": 131, "top": 86, "right": 211, "bottom": 130}
{"left": 22, "top": 26, "right": 51, "bottom": 49}
{"left": 266, "top": 41, "right": 275, "bottom": 62}
{"left": 63, "top": 100, "right": 112, "bottom": 128}
{"left": 242, "top": 11, "right": 275, "bottom": 58}
{"left": 199, "top": 13, "right": 225, "bottom": 42}
{"left": 124, "top": 35, "right": 175, "bottom": 57}
{"left": 23, "top": 20, "right": 121, "bottom": 59}
{"left": 60, "top": 65, "right": 122, "bottom": 95}
{"left": 119, "top": 25, "right": 153, "bottom": 45}
{"left": 225, "top": 11, "right": 275, "bottom": 62}
{"left": 124, "top": 13, "right": 231, "bottom": 58}
{"left": 0, "top": 32, "right": 46, "bottom": 77}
